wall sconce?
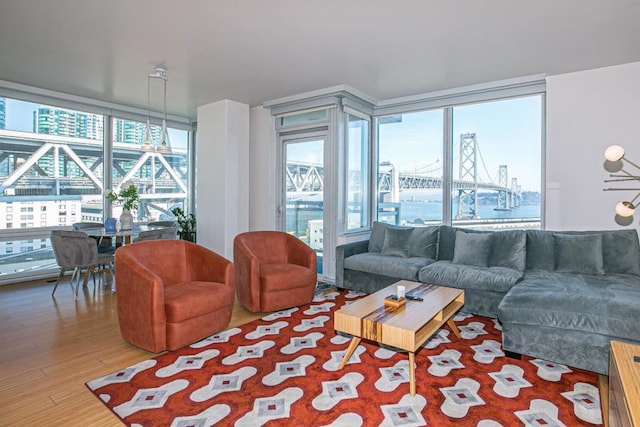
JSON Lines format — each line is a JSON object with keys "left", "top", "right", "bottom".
{"left": 142, "top": 67, "right": 172, "bottom": 153}
{"left": 603, "top": 144, "right": 640, "bottom": 217}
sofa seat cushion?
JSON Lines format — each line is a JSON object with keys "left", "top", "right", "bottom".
{"left": 164, "top": 281, "right": 234, "bottom": 323}
{"left": 418, "top": 261, "right": 523, "bottom": 293}
{"left": 344, "top": 253, "right": 435, "bottom": 281}
{"left": 498, "top": 271, "right": 640, "bottom": 339}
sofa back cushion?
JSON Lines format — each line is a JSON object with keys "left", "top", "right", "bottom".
{"left": 441, "top": 226, "right": 526, "bottom": 271}
{"left": 381, "top": 227, "right": 413, "bottom": 258}
{"left": 437, "top": 225, "right": 457, "bottom": 261}
{"left": 600, "top": 229, "right": 640, "bottom": 276}
{"left": 526, "top": 229, "right": 640, "bottom": 276}
{"left": 526, "top": 230, "right": 556, "bottom": 271}
{"left": 452, "top": 230, "right": 492, "bottom": 267}
{"left": 490, "top": 230, "right": 527, "bottom": 271}
{"left": 554, "top": 233, "right": 605, "bottom": 275}
{"left": 368, "top": 221, "right": 387, "bottom": 253}
{"left": 368, "top": 221, "right": 438, "bottom": 259}
{"left": 408, "top": 226, "right": 439, "bottom": 259}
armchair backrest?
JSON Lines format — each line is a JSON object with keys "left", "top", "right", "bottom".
{"left": 50, "top": 230, "right": 99, "bottom": 269}
{"left": 234, "top": 231, "right": 293, "bottom": 264}
{"left": 116, "top": 239, "right": 189, "bottom": 285}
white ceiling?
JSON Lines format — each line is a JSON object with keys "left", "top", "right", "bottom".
{"left": 1, "top": 0, "right": 639, "bottom": 120}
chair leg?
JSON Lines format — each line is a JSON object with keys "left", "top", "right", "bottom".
{"left": 107, "top": 263, "right": 115, "bottom": 291}
{"left": 71, "top": 267, "right": 82, "bottom": 298}
{"left": 51, "top": 270, "right": 65, "bottom": 296}
{"left": 82, "top": 265, "right": 95, "bottom": 289}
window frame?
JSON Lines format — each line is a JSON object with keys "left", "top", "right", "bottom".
{"left": 341, "top": 107, "right": 372, "bottom": 234}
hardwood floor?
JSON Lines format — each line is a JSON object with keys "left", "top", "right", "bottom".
{"left": 0, "top": 277, "right": 262, "bottom": 426}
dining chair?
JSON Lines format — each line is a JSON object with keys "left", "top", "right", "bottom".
{"left": 72, "top": 221, "right": 114, "bottom": 252}
{"left": 147, "top": 220, "right": 176, "bottom": 227}
{"left": 50, "top": 230, "right": 114, "bottom": 298}
{"left": 133, "top": 226, "right": 177, "bottom": 242}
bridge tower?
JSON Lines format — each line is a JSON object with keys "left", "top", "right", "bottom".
{"left": 510, "top": 177, "right": 520, "bottom": 207}
{"left": 495, "top": 164, "right": 511, "bottom": 211}
{"left": 456, "top": 133, "right": 479, "bottom": 219}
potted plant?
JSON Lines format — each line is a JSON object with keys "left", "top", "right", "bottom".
{"left": 106, "top": 182, "right": 139, "bottom": 230}
{"left": 171, "top": 207, "right": 196, "bottom": 242}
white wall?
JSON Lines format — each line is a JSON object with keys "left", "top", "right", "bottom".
{"left": 196, "top": 99, "right": 250, "bottom": 258}
{"left": 249, "top": 106, "right": 277, "bottom": 230}
{"left": 546, "top": 61, "right": 640, "bottom": 230}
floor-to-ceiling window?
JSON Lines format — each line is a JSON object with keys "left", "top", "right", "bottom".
{"left": 375, "top": 94, "right": 543, "bottom": 231}
{"left": 0, "top": 94, "right": 194, "bottom": 284}
{"left": 376, "top": 110, "right": 444, "bottom": 226}
{"left": 450, "top": 95, "right": 542, "bottom": 229}
{"left": 111, "top": 117, "right": 190, "bottom": 222}
{"left": 344, "top": 112, "right": 370, "bottom": 232}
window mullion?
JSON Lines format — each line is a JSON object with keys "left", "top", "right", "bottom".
{"left": 443, "top": 107, "right": 453, "bottom": 225}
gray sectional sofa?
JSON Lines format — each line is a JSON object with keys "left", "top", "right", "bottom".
{"left": 335, "top": 222, "right": 640, "bottom": 374}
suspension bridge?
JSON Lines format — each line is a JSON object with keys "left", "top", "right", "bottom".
{"left": 286, "top": 133, "right": 522, "bottom": 219}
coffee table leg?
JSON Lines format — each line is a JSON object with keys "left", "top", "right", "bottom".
{"left": 409, "top": 351, "right": 416, "bottom": 395}
{"left": 447, "top": 318, "right": 461, "bottom": 338}
{"left": 338, "top": 337, "right": 361, "bottom": 369}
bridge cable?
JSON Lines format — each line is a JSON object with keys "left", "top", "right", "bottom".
{"left": 475, "top": 140, "right": 496, "bottom": 184}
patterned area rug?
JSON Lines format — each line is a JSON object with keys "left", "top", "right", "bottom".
{"left": 87, "top": 290, "right": 603, "bottom": 426}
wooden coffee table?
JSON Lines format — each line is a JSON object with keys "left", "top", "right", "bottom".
{"left": 608, "top": 340, "right": 640, "bottom": 426}
{"left": 334, "top": 280, "right": 465, "bottom": 395}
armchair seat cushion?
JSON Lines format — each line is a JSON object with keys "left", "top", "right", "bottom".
{"left": 164, "top": 281, "right": 235, "bottom": 323}
{"left": 261, "top": 264, "right": 317, "bottom": 292}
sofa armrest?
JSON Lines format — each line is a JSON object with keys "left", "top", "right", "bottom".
{"left": 335, "top": 240, "right": 370, "bottom": 287}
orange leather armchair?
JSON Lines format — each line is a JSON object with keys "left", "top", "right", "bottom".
{"left": 115, "top": 240, "right": 234, "bottom": 352}
{"left": 234, "top": 231, "right": 317, "bottom": 312}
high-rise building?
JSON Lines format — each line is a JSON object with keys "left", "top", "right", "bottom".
{"left": 112, "top": 118, "right": 161, "bottom": 144}
{"left": 0, "top": 97, "right": 6, "bottom": 129}
{"left": 33, "top": 106, "right": 103, "bottom": 139}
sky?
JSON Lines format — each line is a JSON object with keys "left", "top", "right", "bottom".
{"left": 284, "top": 94, "right": 542, "bottom": 193}
{"left": 378, "top": 95, "right": 542, "bottom": 191}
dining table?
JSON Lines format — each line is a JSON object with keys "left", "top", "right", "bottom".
{"left": 81, "top": 224, "right": 168, "bottom": 246}
{"left": 80, "top": 224, "right": 170, "bottom": 292}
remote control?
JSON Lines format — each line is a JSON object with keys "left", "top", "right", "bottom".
{"left": 405, "top": 294, "right": 423, "bottom": 301}
{"left": 634, "top": 355, "right": 640, "bottom": 363}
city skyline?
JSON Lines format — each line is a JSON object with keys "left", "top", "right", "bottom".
{"left": 0, "top": 97, "right": 187, "bottom": 148}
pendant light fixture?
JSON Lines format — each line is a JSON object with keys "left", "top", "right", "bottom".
{"left": 141, "top": 72, "right": 154, "bottom": 151}
{"left": 156, "top": 67, "right": 172, "bottom": 153}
